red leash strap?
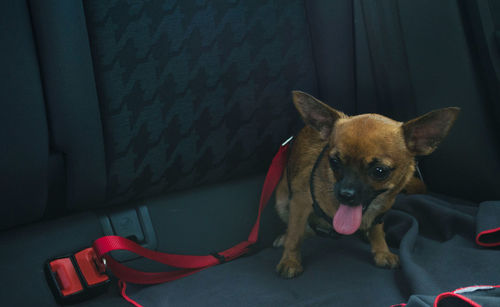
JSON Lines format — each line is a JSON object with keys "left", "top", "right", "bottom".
{"left": 119, "top": 280, "right": 144, "bottom": 307}
{"left": 93, "top": 143, "right": 291, "bottom": 285}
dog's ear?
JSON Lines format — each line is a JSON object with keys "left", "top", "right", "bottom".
{"left": 402, "top": 107, "right": 460, "bottom": 156}
{"left": 292, "top": 91, "right": 343, "bottom": 140}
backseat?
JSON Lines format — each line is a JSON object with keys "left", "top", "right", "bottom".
{"left": 1, "top": 0, "right": 500, "bottom": 306}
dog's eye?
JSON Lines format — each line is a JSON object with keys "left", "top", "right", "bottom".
{"left": 330, "top": 156, "right": 341, "bottom": 170}
{"left": 371, "top": 166, "right": 390, "bottom": 181}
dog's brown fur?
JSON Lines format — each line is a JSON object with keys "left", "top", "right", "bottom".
{"left": 275, "top": 91, "right": 459, "bottom": 278}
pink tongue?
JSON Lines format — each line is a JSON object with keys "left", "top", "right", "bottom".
{"left": 333, "top": 204, "right": 363, "bottom": 235}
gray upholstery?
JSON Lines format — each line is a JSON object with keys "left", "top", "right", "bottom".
{"left": 30, "top": 0, "right": 107, "bottom": 210}
{"left": 0, "top": 0, "right": 49, "bottom": 229}
{"left": 1, "top": 1, "right": 500, "bottom": 306}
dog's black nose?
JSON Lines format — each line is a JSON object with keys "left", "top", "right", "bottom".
{"left": 338, "top": 188, "right": 356, "bottom": 203}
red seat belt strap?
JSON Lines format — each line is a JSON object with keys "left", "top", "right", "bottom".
{"left": 93, "top": 142, "right": 291, "bottom": 285}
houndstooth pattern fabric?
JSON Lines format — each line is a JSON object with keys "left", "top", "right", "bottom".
{"left": 83, "top": 0, "right": 317, "bottom": 205}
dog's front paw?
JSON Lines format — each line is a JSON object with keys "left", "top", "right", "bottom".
{"left": 276, "top": 257, "right": 303, "bottom": 278}
{"left": 373, "top": 251, "right": 400, "bottom": 269}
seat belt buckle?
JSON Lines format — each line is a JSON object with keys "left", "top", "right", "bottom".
{"left": 45, "top": 247, "right": 110, "bottom": 304}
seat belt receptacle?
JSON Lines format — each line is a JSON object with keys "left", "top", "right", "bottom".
{"left": 46, "top": 247, "right": 110, "bottom": 304}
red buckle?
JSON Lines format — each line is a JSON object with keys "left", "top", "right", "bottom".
{"left": 48, "top": 258, "right": 84, "bottom": 297}
{"left": 46, "top": 248, "right": 110, "bottom": 304}
{"left": 74, "top": 248, "right": 108, "bottom": 286}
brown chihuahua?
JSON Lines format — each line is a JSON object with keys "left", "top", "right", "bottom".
{"left": 274, "top": 91, "right": 460, "bottom": 278}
